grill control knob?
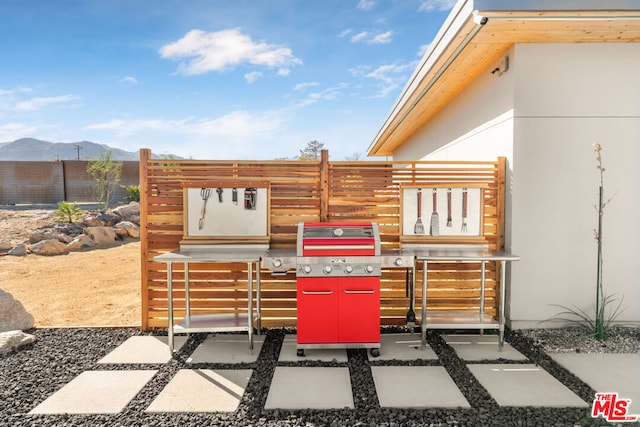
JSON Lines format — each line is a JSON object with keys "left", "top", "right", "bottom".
{"left": 345, "top": 265, "right": 353, "bottom": 274}
{"left": 394, "top": 257, "right": 404, "bottom": 266}
{"left": 324, "top": 265, "right": 333, "bottom": 274}
{"left": 365, "top": 265, "right": 374, "bottom": 274}
{"left": 302, "top": 265, "right": 312, "bottom": 275}
{"left": 272, "top": 259, "right": 283, "bottom": 268}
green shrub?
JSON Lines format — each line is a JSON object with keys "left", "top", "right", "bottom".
{"left": 54, "top": 201, "right": 84, "bottom": 224}
{"left": 123, "top": 184, "right": 140, "bottom": 203}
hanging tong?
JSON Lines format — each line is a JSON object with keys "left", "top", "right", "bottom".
{"left": 216, "top": 187, "right": 223, "bottom": 203}
{"left": 232, "top": 188, "right": 238, "bottom": 205}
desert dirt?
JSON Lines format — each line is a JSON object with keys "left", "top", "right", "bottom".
{"left": 1, "top": 207, "right": 140, "bottom": 327}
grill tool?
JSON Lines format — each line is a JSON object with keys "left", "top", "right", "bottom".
{"left": 461, "top": 188, "right": 468, "bottom": 233}
{"left": 216, "top": 187, "right": 223, "bottom": 202}
{"left": 414, "top": 189, "right": 425, "bottom": 234}
{"left": 405, "top": 268, "right": 416, "bottom": 330}
{"left": 446, "top": 188, "right": 453, "bottom": 227}
{"left": 430, "top": 188, "right": 440, "bottom": 236}
{"left": 232, "top": 188, "right": 238, "bottom": 205}
{"left": 198, "top": 187, "right": 212, "bottom": 230}
{"left": 244, "top": 188, "right": 257, "bottom": 210}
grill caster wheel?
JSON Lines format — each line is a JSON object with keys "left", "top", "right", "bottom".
{"left": 297, "top": 349, "right": 305, "bottom": 357}
{"left": 370, "top": 348, "right": 380, "bottom": 357}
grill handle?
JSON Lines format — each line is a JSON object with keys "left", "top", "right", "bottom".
{"left": 301, "top": 290, "right": 334, "bottom": 295}
{"left": 343, "top": 289, "right": 375, "bottom": 294}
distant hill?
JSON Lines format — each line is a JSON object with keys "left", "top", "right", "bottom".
{"left": 0, "top": 138, "right": 168, "bottom": 161}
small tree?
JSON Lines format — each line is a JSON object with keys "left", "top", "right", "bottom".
{"left": 87, "top": 149, "right": 122, "bottom": 210}
{"left": 298, "top": 140, "right": 324, "bottom": 160}
{"left": 54, "top": 201, "right": 84, "bottom": 223}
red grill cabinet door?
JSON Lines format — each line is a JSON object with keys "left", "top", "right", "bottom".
{"left": 339, "top": 277, "right": 380, "bottom": 343}
{"left": 296, "top": 278, "right": 339, "bottom": 343}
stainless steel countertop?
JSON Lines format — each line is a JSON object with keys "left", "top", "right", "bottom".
{"left": 154, "top": 247, "right": 266, "bottom": 263}
{"left": 404, "top": 248, "right": 519, "bottom": 261}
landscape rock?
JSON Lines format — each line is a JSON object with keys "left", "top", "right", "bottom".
{"left": 0, "top": 241, "right": 12, "bottom": 253}
{"left": 29, "top": 228, "right": 73, "bottom": 244}
{"left": 0, "top": 330, "right": 36, "bottom": 355}
{"left": 29, "top": 239, "right": 69, "bottom": 255}
{"left": 7, "top": 244, "right": 27, "bottom": 256}
{"left": 0, "top": 290, "right": 34, "bottom": 333}
{"left": 81, "top": 216, "right": 102, "bottom": 227}
{"left": 84, "top": 226, "right": 118, "bottom": 245}
{"left": 111, "top": 202, "right": 140, "bottom": 224}
{"left": 66, "top": 234, "right": 96, "bottom": 251}
{"left": 114, "top": 221, "right": 140, "bottom": 238}
{"left": 96, "top": 211, "right": 120, "bottom": 226}
{"left": 54, "top": 223, "right": 84, "bottom": 236}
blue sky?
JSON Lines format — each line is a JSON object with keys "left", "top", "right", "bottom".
{"left": 0, "top": 0, "right": 455, "bottom": 160}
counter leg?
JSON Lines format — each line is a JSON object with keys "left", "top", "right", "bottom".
{"left": 248, "top": 262, "right": 254, "bottom": 354}
{"left": 167, "top": 262, "right": 174, "bottom": 355}
{"left": 421, "top": 260, "right": 428, "bottom": 351}
{"left": 499, "top": 260, "right": 506, "bottom": 350}
{"left": 256, "top": 261, "right": 262, "bottom": 334}
{"left": 184, "top": 262, "right": 190, "bottom": 329}
{"left": 480, "top": 260, "right": 486, "bottom": 336}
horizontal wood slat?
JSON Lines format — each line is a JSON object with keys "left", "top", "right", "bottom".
{"left": 140, "top": 149, "right": 505, "bottom": 330}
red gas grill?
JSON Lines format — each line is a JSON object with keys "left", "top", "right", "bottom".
{"left": 295, "top": 222, "right": 382, "bottom": 357}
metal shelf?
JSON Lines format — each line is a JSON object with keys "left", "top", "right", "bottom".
{"left": 174, "top": 312, "right": 260, "bottom": 333}
{"left": 424, "top": 310, "right": 498, "bottom": 329}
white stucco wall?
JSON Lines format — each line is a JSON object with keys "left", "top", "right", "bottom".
{"left": 391, "top": 42, "right": 640, "bottom": 327}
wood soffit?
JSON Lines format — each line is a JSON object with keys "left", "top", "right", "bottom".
{"left": 368, "top": 10, "right": 640, "bottom": 157}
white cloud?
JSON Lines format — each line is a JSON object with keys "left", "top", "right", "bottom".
{"left": 357, "top": 0, "right": 376, "bottom": 11}
{"left": 293, "top": 82, "right": 319, "bottom": 91}
{"left": 160, "top": 28, "right": 302, "bottom": 76}
{"left": 15, "top": 94, "right": 78, "bottom": 112}
{"left": 418, "top": 43, "right": 431, "bottom": 57}
{"left": 0, "top": 122, "right": 40, "bottom": 141}
{"left": 351, "top": 62, "right": 416, "bottom": 98}
{"left": 245, "top": 71, "right": 263, "bottom": 83}
{"left": 350, "top": 30, "right": 393, "bottom": 45}
{"left": 418, "top": 0, "right": 456, "bottom": 12}
{"left": 338, "top": 29, "right": 353, "bottom": 38}
{"left": 119, "top": 76, "right": 138, "bottom": 84}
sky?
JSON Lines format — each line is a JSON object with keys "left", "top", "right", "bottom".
{"left": 0, "top": 0, "right": 456, "bottom": 160}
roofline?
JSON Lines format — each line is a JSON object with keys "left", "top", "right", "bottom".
{"left": 367, "top": 0, "right": 640, "bottom": 157}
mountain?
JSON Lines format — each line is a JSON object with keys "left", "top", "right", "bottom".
{"left": 0, "top": 138, "right": 150, "bottom": 161}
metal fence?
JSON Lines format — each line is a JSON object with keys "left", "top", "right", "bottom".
{"left": 0, "top": 160, "right": 139, "bottom": 205}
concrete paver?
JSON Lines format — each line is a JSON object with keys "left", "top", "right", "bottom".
{"left": 369, "top": 333, "right": 438, "bottom": 361}
{"left": 551, "top": 353, "right": 640, "bottom": 414}
{"left": 146, "top": 369, "right": 253, "bottom": 413}
{"left": 98, "top": 336, "right": 188, "bottom": 364}
{"left": 188, "top": 335, "right": 264, "bottom": 364}
{"left": 371, "top": 366, "right": 470, "bottom": 408}
{"left": 277, "top": 335, "right": 348, "bottom": 362}
{"left": 265, "top": 367, "right": 354, "bottom": 409}
{"left": 468, "top": 364, "right": 589, "bottom": 407}
{"left": 443, "top": 334, "right": 527, "bottom": 361}
{"left": 29, "top": 370, "right": 157, "bottom": 414}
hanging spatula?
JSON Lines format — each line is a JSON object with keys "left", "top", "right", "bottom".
{"left": 430, "top": 188, "right": 439, "bottom": 236}
{"left": 414, "top": 189, "right": 425, "bottom": 234}
{"left": 446, "top": 188, "right": 453, "bottom": 227}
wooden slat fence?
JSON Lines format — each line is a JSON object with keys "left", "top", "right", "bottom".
{"left": 140, "top": 148, "right": 505, "bottom": 330}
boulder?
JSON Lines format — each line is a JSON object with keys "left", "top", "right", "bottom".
{"left": 0, "top": 330, "right": 36, "bottom": 355}
{"left": 111, "top": 202, "right": 140, "bottom": 225}
{"left": 96, "top": 211, "right": 120, "bottom": 226}
{"left": 84, "top": 226, "right": 118, "bottom": 245}
{"left": 66, "top": 234, "right": 96, "bottom": 251}
{"left": 29, "top": 228, "right": 73, "bottom": 244}
{"left": 0, "top": 290, "right": 34, "bottom": 333}
{"left": 81, "top": 216, "right": 102, "bottom": 227}
{"left": 0, "top": 241, "right": 12, "bottom": 253}
{"left": 55, "top": 223, "right": 84, "bottom": 236}
{"left": 7, "top": 244, "right": 27, "bottom": 256}
{"left": 114, "top": 221, "right": 140, "bottom": 238}
{"left": 29, "top": 239, "right": 68, "bottom": 255}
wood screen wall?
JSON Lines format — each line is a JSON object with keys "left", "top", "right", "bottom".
{"left": 140, "top": 149, "right": 505, "bottom": 330}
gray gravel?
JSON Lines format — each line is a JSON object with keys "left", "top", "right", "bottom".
{"left": 1, "top": 327, "right": 638, "bottom": 426}
{"left": 520, "top": 325, "right": 640, "bottom": 354}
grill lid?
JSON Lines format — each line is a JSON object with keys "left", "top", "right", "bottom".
{"left": 297, "top": 222, "right": 380, "bottom": 257}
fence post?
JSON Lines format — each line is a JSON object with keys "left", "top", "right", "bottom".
{"left": 139, "top": 148, "right": 150, "bottom": 330}
{"left": 320, "top": 149, "right": 329, "bottom": 222}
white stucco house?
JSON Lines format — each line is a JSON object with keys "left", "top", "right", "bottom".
{"left": 368, "top": 0, "right": 640, "bottom": 328}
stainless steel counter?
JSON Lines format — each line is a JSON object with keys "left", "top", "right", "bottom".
{"left": 154, "top": 247, "right": 265, "bottom": 354}
{"left": 403, "top": 248, "right": 520, "bottom": 350}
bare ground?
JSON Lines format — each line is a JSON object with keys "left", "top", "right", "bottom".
{"left": 0, "top": 207, "right": 140, "bottom": 327}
